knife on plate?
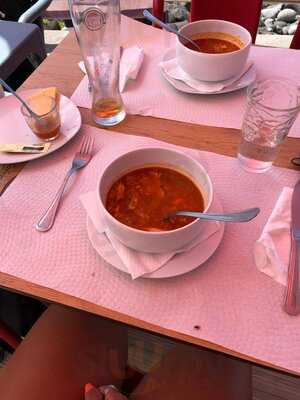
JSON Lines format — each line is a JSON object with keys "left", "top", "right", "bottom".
{"left": 283, "top": 179, "right": 300, "bottom": 316}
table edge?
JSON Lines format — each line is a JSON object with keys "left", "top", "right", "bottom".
{"left": 0, "top": 271, "right": 298, "bottom": 377}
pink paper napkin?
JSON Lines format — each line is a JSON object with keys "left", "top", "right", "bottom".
{"left": 80, "top": 190, "right": 220, "bottom": 279}
{"left": 3, "top": 123, "right": 300, "bottom": 373}
{"left": 254, "top": 187, "right": 292, "bottom": 286}
{"left": 159, "top": 59, "right": 253, "bottom": 93}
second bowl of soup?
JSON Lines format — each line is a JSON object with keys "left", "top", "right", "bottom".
{"left": 176, "top": 19, "right": 251, "bottom": 82}
{"left": 97, "top": 147, "right": 213, "bottom": 253}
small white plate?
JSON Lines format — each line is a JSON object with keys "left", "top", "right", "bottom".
{"left": 160, "top": 47, "right": 256, "bottom": 95}
{"left": 0, "top": 90, "right": 81, "bottom": 164}
{"left": 87, "top": 195, "right": 225, "bottom": 279}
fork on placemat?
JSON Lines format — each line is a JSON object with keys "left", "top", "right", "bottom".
{"left": 36, "top": 135, "right": 94, "bottom": 232}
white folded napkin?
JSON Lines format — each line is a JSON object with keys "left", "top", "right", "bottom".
{"left": 80, "top": 191, "right": 220, "bottom": 279}
{"left": 254, "top": 187, "right": 292, "bottom": 286}
{"left": 119, "top": 46, "right": 144, "bottom": 92}
{"left": 78, "top": 46, "right": 144, "bottom": 93}
{"left": 159, "top": 58, "right": 253, "bottom": 93}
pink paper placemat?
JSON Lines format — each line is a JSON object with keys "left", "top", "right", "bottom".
{"left": 71, "top": 17, "right": 300, "bottom": 138}
{"left": 2, "top": 124, "right": 300, "bottom": 374}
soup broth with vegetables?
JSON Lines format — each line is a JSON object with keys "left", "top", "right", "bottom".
{"left": 106, "top": 166, "right": 204, "bottom": 232}
{"left": 183, "top": 31, "right": 244, "bottom": 54}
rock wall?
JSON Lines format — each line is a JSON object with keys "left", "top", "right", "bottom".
{"left": 165, "top": 1, "right": 300, "bottom": 35}
{"left": 165, "top": 0, "right": 190, "bottom": 23}
{"left": 253, "top": 3, "right": 298, "bottom": 35}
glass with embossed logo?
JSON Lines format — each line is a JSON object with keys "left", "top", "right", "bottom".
{"left": 69, "top": 0, "right": 125, "bottom": 126}
{"left": 238, "top": 78, "right": 300, "bottom": 173}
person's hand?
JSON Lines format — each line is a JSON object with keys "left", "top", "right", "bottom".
{"left": 100, "top": 385, "right": 128, "bottom": 400}
{"left": 85, "top": 383, "right": 104, "bottom": 400}
{"left": 84, "top": 383, "right": 128, "bottom": 400}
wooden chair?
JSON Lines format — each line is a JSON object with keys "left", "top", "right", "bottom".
{"left": 152, "top": 0, "right": 263, "bottom": 43}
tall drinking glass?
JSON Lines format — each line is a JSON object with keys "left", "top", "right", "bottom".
{"left": 69, "top": 0, "right": 126, "bottom": 126}
{"left": 238, "top": 78, "right": 300, "bottom": 173}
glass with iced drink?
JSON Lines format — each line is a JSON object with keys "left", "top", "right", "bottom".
{"left": 238, "top": 78, "right": 300, "bottom": 173}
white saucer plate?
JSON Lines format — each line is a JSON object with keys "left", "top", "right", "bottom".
{"left": 160, "top": 47, "right": 256, "bottom": 95}
{"left": 0, "top": 89, "right": 81, "bottom": 164}
{"left": 87, "top": 196, "right": 225, "bottom": 279}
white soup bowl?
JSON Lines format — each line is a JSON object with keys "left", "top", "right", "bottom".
{"left": 176, "top": 19, "right": 252, "bottom": 82}
{"left": 97, "top": 147, "right": 213, "bottom": 253}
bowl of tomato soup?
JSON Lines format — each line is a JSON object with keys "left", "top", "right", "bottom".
{"left": 176, "top": 20, "right": 251, "bottom": 82}
{"left": 97, "top": 147, "right": 213, "bottom": 253}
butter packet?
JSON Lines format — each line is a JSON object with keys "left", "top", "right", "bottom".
{"left": 0, "top": 143, "right": 51, "bottom": 153}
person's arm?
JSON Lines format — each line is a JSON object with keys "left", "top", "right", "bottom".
{"left": 0, "top": 305, "right": 127, "bottom": 400}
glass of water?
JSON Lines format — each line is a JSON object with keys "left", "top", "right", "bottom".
{"left": 238, "top": 78, "right": 300, "bottom": 173}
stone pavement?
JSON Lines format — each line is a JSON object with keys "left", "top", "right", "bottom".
{"left": 256, "top": 33, "right": 293, "bottom": 47}
{"left": 44, "top": 29, "right": 69, "bottom": 54}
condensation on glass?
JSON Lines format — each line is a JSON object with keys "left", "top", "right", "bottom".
{"left": 238, "top": 78, "right": 300, "bottom": 173}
